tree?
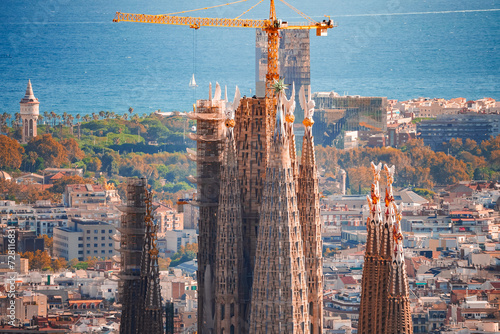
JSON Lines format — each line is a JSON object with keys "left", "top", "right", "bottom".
{"left": 158, "top": 257, "right": 171, "bottom": 271}
{"left": 86, "top": 256, "right": 99, "bottom": 268}
{"left": 43, "top": 235, "right": 53, "bottom": 255}
{"left": 83, "top": 156, "right": 102, "bottom": 172}
{"left": 60, "top": 138, "right": 85, "bottom": 162}
{"left": 50, "top": 175, "right": 89, "bottom": 194}
{"left": 100, "top": 152, "right": 118, "bottom": 176}
{"left": 25, "top": 134, "right": 68, "bottom": 167}
{"left": 29, "top": 250, "right": 52, "bottom": 270}
{"left": 51, "top": 257, "right": 68, "bottom": 271}
{"left": 0, "top": 135, "right": 24, "bottom": 170}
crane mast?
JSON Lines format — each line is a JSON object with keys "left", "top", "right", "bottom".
{"left": 113, "top": 0, "right": 336, "bottom": 116}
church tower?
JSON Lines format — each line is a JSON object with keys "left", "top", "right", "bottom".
{"left": 297, "top": 85, "right": 323, "bottom": 334}
{"left": 358, "top": 163, "right": 413, "bottom": 334}
{"left": 20, "top": 80, "right": 39, "bottom": 143}
{"left": 214, "top": 87, "right": 245, "bottom": 333}
{"left": 249, "top": 84, "right": 310, "bottom": 333}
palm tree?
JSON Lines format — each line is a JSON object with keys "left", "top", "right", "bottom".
{"left": 128, "top": 107, "right": 134, "bottom": 114}
{"left": 76, "top": 114, "right": 81, "bottom": 139}
{"left": 99, "top": 111, "right": 105, "bottom": 119}
{"left": 123, "top": 113, "right": 128, "bottom": 120}
{"left": 67, "top": 115, "right": 74, "bottom": 135}
{"left": 43, "top": 111, "right": 49, "bottom": 125}
{"left": 50, "top": 111, "right": 56, "bottom": 127}
{"left": 14, "top": 112, "right": 21, "bottom": 128}
{"left": 5, "top": 113, "right": 11, "bottom": 127}
{"left": 92, "top": 113, "right": 98, "bottom": 121}
{"left": 28, "top": 151, "right": 38, "bottom": 172}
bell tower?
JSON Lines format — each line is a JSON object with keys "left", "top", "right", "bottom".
{"left": 20, "top": 79, "right": 39, "bottom": 143}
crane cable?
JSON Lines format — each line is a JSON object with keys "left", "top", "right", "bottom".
{"left": 165, "top": 0, "right": 250, "bottom": 16}
{"left": 234, "top": 0, "right": 264, "bottom": 20}
{"left": 278, "top": 0, "right": 316, "bottom": 23}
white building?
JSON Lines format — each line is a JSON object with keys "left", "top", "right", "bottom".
{"left": 53, "top": 219, "right": 118, "bottom": 261}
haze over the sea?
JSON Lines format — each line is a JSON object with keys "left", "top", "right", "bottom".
{"left": 0, "top": 0, "right": 498, "bottom": 116}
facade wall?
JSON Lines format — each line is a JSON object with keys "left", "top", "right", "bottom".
{"left": 53, "top": 220, "right": 117, "bottom": 261}
{"left": 312, "top": 94, "right": 388, "bottom": 146}
{"left": 417, "top": 114, "right": 500, "bottom": 151}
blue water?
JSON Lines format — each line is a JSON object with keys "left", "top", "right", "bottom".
{"left": 0, "top": 0, "right": 498, "bottom": 116}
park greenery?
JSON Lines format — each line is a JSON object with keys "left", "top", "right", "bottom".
{"left": 0, "top": 110, "right": 196, "bottom": 203}
{"left": 1, "top": 109, "right": 500, "bottom": 201}
{"left": 316, "top": 136, "right": 500, "bottom": 194}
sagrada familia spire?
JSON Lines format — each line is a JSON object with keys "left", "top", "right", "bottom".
{"left": 358, "top": 163, "right": 413, "bottom": 334}
{"left": 214, "top": 87, "right": 245, "bottom": 333}
{"left": 297, "top": 85, "right": 323, "bottom": 334}
{"left": 249, "top": 82, "right": 310, "bottom": 332}
{"left": 191, "top": 80, "right": 323, "bottom": 332}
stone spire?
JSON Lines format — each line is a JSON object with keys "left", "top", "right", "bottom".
{"left": 297, "top": 85, "right": 323, "bottom": 334}
{"left": 359, "top": 162, "right": 384, "bottom": 333}
{"left": 20, "top": 79, "right": 39, "bottom": 104}
{"left": 359, "top": 163, "right": 413, "bottom": 334}
{"left": 386, "top": 169, "right": 413, "bottom": 334}
{"left": 283, "top": 82, "right": 298, "bottom": 183}
{"left": 249, "top": 85, "right": 310, "bottom": 333}
{"left": 214, "top": 87, "right": 245, "bottom": 333}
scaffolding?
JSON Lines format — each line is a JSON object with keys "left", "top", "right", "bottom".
{"left": 118, "top": 178, "right": 147, "bottom": 334}
{"left": 188, "top": 93, "right": 225, "bottom": 332}
{"left": 137, "top": 188, "right": 163, "bottom": 334}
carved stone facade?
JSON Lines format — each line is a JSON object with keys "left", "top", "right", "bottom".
{"left": 297, "top": 85, "right": 323, "bottom": 334}
{"left": 358, "top": 164, "right": 413, "bottom": 334}
{"left": 249, "top": 91, "right": 309, "bottom": 332}
{"left": 215, "top": 116, "right": 245, "bottom": 333}
{"left": 196, "top": 84, "right": 323, "bottom": 333}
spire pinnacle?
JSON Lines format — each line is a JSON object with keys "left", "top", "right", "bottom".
{"left": 274, "top": 90, "right": 285, "bottom": 139}
{"left": 26, "top": 79, "right": 33, "bottom": 96}
{"left": 20, "top": 79, "right": 38, "bottom": 104}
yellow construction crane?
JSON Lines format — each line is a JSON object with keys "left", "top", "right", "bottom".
{"left": 113, "top": 0, "right": 336, "bottom": 115}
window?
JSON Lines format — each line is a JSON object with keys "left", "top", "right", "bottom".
{"left": 94, "top": 250, "right": 97, "bottom": 254}
{"left": 101, "top": 250, "right": 105, "bottom": 254}
{"left": 101, "top": 230, "right": 105, "bottom": 233}
{"left": 109, "top": 243, "right": 113, "bottom": 247}
{"left": 101, "top": 237, "right": 105, "bottom": 240}
{"left": 94, "top": 244, "right": 98, "bottom": 247}
{"left": 101, "top": 243, "right": 105, "bottom": 247}
{"left": 94, "top": 237, "right": 98, "bottom": 240}
{"left": 94, "top": 230, "right": 98, "bottom": 233}
{"left": 87, "top": 244, "right": 90, "bottom": 247}
{"left": 78, "top": 251, "right": 83, "bottom": 254}
{"left": 109, "top": 230, "right": 113, "bottom": 233}
{"left": 78, "top": 244, "right": 83, "bottom": 248}
{"left": 78, "top": 237, "right": 83, "bottom": 240}
{"left": 86, "top": 251, "right": 90, "bottom": 254}
{"left": 86, "top": 237, "right": 90, "bottom": 241}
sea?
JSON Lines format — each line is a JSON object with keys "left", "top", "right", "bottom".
{"left": 0, "top": 0, "right": 498, "bottom": 116}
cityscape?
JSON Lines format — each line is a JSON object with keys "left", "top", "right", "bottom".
{"left": 1, "top": 0, "right": 499, "bottom": 333}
